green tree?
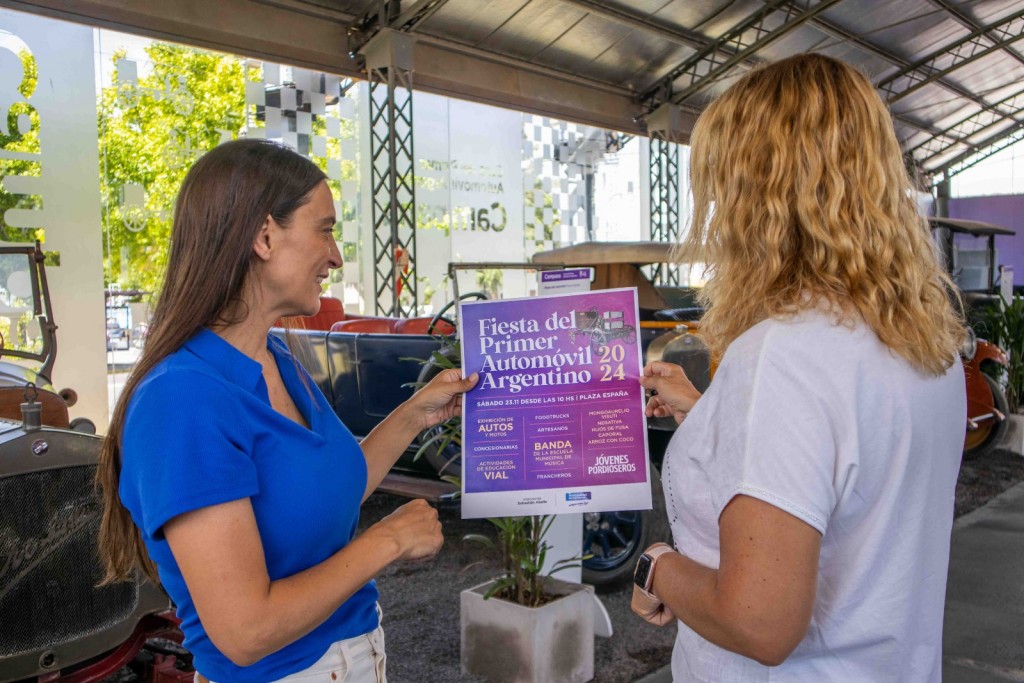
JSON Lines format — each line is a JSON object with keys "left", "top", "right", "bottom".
{"left": 475, "top": 268, "right": 503, "bottom": 299}
{"left": 99, "top": 45, "right": 361, "bottom": 298}
{"left": 98, "top": 43, "right": 246, "bottom": 294}
{"left": 524, "top": 176, "right": 560, "bottom": 244}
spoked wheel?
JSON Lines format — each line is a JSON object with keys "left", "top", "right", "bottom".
{"left": 582, "top": 467, "right": 669, "bottom": 590}
{"left": 427, "top": 291, "right": 489, "bottom": 335}
{"left": 583, "top": 510, "right": 643, "bottom": 571}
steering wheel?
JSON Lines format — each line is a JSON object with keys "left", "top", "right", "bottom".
{"left": 427, "top": 291, "right": 489, "bottom": 335}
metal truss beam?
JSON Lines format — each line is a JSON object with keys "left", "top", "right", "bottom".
{"left": 605, "top": 132, "right": 634, "bottom": 153}
{"left": 559, "top": 0, "right": 761, "bottom": 67}
{"left": 349, "top": 0, "right": 451, "bottom": 54}
{"left": 391, "top": 0, "right": 450, "bottom": 32}
{"left": 649, "top": 136, "right": 680, "bottom": 286}
{"left": 640, "top": 0, "right": 844, "bottom": 110}
{"left": 877, "top": 8, "right": 1024, "bottom": 105}
{"left": 368, "top": 58, "right": 417, "bottom": 317}
{"left": 932, "top": 121, "right": 1024, "bottom": 182}
{"left": 800, "top": 6, "right": 1024, "bottom": 168}
{"left": 798, "top": 10, "right": 1000, "bottom": 144}
{"left": 910, "top": 86, "right": 1024, "bottom": 166}
{"left": 3, "top": 0, "right": 362, "bottom": 78}
{"left": 925, "top": 0, "right": 1024, "bottom": 69}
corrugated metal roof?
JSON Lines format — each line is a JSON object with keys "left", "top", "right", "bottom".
{"left": 11, "top": 0, "right": 1024, "bottom": 182}
{"left": 357, "top": 0, "right": 1024, "bottom": 182}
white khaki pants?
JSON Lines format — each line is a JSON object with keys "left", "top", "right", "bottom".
{"left": 196, "top": 624, "right": 387, "bottom": 683}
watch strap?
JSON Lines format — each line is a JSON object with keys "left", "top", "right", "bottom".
{"left": 632, "top": 543, "right": 678, "bottom": 627}
{"left": 644, "top": 543, "right": 676, "bottom": 562}
{"left": 639, "top": 542, "right": 675, "bottom": 592}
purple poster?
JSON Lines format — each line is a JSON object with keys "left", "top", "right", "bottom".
{"left": 459, "top": 288, "right": 652, "bottom": 518}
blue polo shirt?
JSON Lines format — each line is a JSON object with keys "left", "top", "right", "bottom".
{"left": 120, "top": 329, "right": 378, "bottom": 683}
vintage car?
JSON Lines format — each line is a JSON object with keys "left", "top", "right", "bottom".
{"left": 280, "top": 242, "right": 711, "bottom": 588}
{"left": 0, "top": 243, "right": 187, "bottom": 683}
{"left": 929, "top": 216, "right": 1014, "bottom": 458}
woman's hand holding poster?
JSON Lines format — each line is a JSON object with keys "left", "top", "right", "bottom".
{"left": 459, "top": 288, "right": 652, "bottom": 518}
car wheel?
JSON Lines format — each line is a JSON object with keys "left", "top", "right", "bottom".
{"left": 582, "top": 465, "right": 670, "bottom": 591}
{"left": 963, "top": 374, "right": 1009, "bottom": 460}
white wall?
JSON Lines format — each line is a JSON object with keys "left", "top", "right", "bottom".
{"left": 1, "top": 9, "right": 107, "bottom": 427}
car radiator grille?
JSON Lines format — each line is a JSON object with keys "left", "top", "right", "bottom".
{"left": 0, "top": 465, "right": 138, "bottom": 657}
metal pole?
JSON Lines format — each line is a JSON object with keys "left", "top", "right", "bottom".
{"left": 648, "top": 136, "right": 680, "bottom": 285}
{"left": 934, "top": 174, "right": 954, "bottom": 276}
{"left": 368, "top": 58, "right": 417, "bottom": 316}
{"left": 584, "top": 171, "right": 594, "bottom": 241}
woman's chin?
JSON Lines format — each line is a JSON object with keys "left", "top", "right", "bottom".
{"left": 281, "top": 302, "right": 320, "bottom": 320}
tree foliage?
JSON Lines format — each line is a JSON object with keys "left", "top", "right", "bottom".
{"left": 98, "top": 43, "right": 245, "bottom": 294}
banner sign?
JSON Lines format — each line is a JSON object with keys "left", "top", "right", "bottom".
{"left": 459, "top": 288, "right": 652, "bottom": 518}
{"left": 538, "top": 267, "right": 593, "bottom": 296}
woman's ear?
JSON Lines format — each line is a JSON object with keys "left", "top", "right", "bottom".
{"left": 252, "top": 215, "right": 274, "bottom": 261}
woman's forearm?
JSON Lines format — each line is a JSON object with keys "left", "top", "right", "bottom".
{"left": 650, "top": 496, "right": 819, "bottom": 666}
{"left": 222, "top": 530, "right": 399, "bottom": 665}
{"left": 651, "top": 553, "right": 791, "bottom": 665}
{"left": 166, "top": 502, "right": 411, "bottom": 668}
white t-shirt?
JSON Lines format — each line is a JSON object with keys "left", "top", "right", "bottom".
{"left": 663, "top": 310, "right": 965, "bottom": 682}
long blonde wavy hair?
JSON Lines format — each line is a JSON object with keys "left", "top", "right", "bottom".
{"left": 679, "top": 53, "right": 963, "bottom": 375}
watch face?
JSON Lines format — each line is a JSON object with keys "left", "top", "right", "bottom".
{"left": 634, "top": 553, "right": 654, "bottom": 589}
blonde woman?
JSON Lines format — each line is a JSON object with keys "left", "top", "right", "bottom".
{"left": 632, "top": 54, "right": 966, "bottom": 681}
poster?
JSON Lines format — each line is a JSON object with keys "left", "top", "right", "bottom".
{"left": 459, "top": 288, "right": 652, "bottom": 518}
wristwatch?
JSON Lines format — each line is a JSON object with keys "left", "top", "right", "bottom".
{"left": 633, "top": 543, "right": 675, "bottom": 593}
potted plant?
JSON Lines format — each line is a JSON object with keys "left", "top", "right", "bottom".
{"left": 460, "top": 515, "right": 595, "bottom": 683}
{"left": 980, "top": 295, "right": 1024, "bottom": 450}
{"left": 411, "top": 342, "right": 594, "bottom": 683}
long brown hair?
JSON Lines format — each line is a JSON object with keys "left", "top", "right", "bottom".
{"left": 98, "top": 139, "right": 326, "bottom": 583}
{"left": 679, "top": 54, "right": 963, "bottom": 375}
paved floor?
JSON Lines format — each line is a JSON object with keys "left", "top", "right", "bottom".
{"left": 944, "top": 480, "right": 1024, "bottom": 682}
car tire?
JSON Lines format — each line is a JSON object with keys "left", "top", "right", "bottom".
{"left": 582, "top": 465, "right": 670, "bottom": 591}
{"left": 963, "top": 374, "right": 1009, "bottom": 460}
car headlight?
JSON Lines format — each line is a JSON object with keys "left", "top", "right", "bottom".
{"left": 960, "top": 326, "right": 977, "bottom": 361}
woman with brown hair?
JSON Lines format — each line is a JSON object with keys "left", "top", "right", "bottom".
{"left": 632, "top": 54, "right": 966, "bottom": 681}
{"left": 97, "top": 138, "right": 477, "bottom": 683}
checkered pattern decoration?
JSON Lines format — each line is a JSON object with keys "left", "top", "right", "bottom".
{"left": 245, "top": 63, "right": 357, "bottom": 180}
{"left": 521, "top": 114, "right": 589, "bottom": 258}
{"left": 245, "top": 62, "right": 360, "bottom": 277}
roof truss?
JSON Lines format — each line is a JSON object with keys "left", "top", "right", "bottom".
{"left": 4, "top": 0, "right": 1024, "bottom": 183}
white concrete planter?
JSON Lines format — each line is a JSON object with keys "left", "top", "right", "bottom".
{"left": 1001, "top": 413, "right": 1024, "bottom": 455}
{"left": 461, "top": 577, "right": 594, "bottom": 683}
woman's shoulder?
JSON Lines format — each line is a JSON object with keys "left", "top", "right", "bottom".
{"left": 130, "top": 350, "right": 240, "bottom": 413}
{"left": 719, "top": 311, "right": 880, "bottom": 386}
{"left": 734, "top": 310, "right": 868, "bottom": 355}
